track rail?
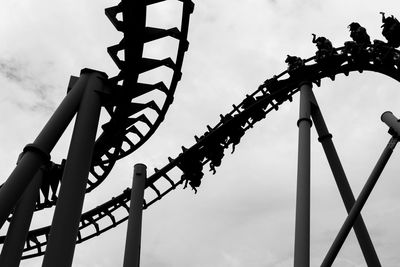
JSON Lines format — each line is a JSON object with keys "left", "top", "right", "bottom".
{"left": 4, "top": 36, "right": 400, "bottom": 258}
{"left": 26, "top": 0, "right": 195, "bottom": 210}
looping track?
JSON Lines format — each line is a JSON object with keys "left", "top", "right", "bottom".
{"left": 4, "top": 38, "right": 400, "bottom": 258}
{"left": 19, "top": 0, "right": 195, "bottom": 211}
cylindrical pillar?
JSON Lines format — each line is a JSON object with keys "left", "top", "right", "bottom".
{"left": 123, "top": 164, "right": 147, "bottom": 267}
{"left": 381, "top": 111, "right": 400, "bottom": 136}
{"left": 0, "top": 169, "right": 44, "bottom": 267}
{"left": 0, "top": 74, "right": 88, "bottom": 229}
{"left": 311, "top": 95, "right": 381, "bottom": 266}
{"left": 294, "top": 82, "right": 313, "bottom": 267}
{"left": 42, "top": 70, "right": 106, "bottom": 267}
{"left": 321, "top": 136, "right": 398, "bottom": 266}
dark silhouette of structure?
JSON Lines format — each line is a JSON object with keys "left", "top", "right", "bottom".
{"left": 0, "top": 3, "right": 400, "bottom": 266}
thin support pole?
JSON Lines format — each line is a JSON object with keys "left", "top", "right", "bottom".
{"left": 309, "top": 92, "right": 381, "bottom": 266}
{"left": 321, "top": 136, "right": 398, "bottom": 266}
{"left": 0, "top": 74, "right": 89, "bottom": 229}
{"left": 123, "top": 164, "right": 147, "bottom": 267}
{"left": 42, "top": 69, "right": 107, "bottom": 267}
{"left": 0, "top": 168, "right": 44, "bottom": 267}
{"left": 294, "top": 82, "right": 313, "bottom": 267}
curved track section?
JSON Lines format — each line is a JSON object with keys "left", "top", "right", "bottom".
{"left": 32, "top": 0, "right": 195, "bottom": 210}
{"left": 5, "top": 35, "right": 400, "bottom": 259}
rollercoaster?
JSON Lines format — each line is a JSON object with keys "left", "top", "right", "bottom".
{"left": 1, "top": 1, "right": 400, "bottom": 266}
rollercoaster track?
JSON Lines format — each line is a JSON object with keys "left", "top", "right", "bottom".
{"left": 4, "top": 38, "right": 400, "bottom": 258}
{"left": 29, "top": 0, "right": 195, "bottom": 210}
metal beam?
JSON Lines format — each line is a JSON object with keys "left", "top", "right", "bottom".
{"left": 0, "top": 169, "right": 43, "bottom": 267}
{"left": 123, "top": 164, "right": 147, "bottom": 267}
{"left": 294, "top": 82, "right": 313, "bottom": 267}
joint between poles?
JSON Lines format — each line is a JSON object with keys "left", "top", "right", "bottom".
{"left": 310, "top": 89, "right": 381, "bottom": 266}
{"left": 317, "top": 133, "right": 333, "bottom": 142}
{"left": 297, "top": 117, "right": 313, "bottom": 127}
{"left": 21, "top": 144, "right": 51, "bottom": 163}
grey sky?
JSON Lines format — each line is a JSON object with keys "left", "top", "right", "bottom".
{"left": 1, "top": 0, "right": 400, "bottom": 266}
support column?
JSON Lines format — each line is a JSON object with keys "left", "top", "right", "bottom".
{"left": 294, "top": 82, "right": 313, "bottom": 267}
{"left": 321, "top": 136, "right": 398, "bottom": 266}
{"left": 0, "top": 74, "right": 89, "bottom": 229}
{"left": 0, "top": 168, "right": 44, "bottom": 267}
{"left": 310, "top": 92, "right": 380, "bottom": 266}
{"left": 42, "top": 69, "right": 107, "bottom": 267}
{"left": 123, "top": 164, "right": 147, "bottom": 267}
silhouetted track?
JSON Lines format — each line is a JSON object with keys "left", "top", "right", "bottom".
{"left": 19, "top": 0, "right": 195, "bottom": 211}
{"left": 4, "top": 41, "right": 400, "bottom": 258}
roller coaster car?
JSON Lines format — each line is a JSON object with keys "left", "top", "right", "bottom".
{"left": 371, "top": 39, "right": 397, "bottom": 67}
{"left": 312, "top": 34, "right": 333, "bottom": 50}
{"left": 311, "top": 34, "right": 344, "bottom": 71}
{"left": 315, "top": 49, "right": 338, "bottom": 63}
{"left": 381, "top": 12, "right": 400, "bottom": 48}
{"left": 263, "top": 77, "right": 293, "bottom": 104}
{"left": 343, "top": 41, "right": 370, "bottom": 67}
{"left": 263, "top": 76, "right": 279, "bottom": 93}
{"left": 285, "top": 55, "right": 306, "bottom": 78}
{"left": 203, "top": 141, "right": 225, "bottom": 174}
{"left": 241, "top": 95, "right": 266, "bottom": 123}
{"left": 227, "top": 125, "right": 245, "bottom": 154}
{"left": 348, "top": 22, "right": 371, "bottom": 46}
{"left": 178, "top": 151, "right": 204, "bottom": 193}
{"left": 182, "top": 173, "right": 202, "bottom": 194}
{"left": 220, "top": 114, "right": 246, "bottom": 154}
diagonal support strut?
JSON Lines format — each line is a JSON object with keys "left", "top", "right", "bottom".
{"left": 308, "top": 91, "right": 381, "bottom": 267}
{"left": 321, "top": 136, "right": 397, "bottom": 266}
{"left": 321, "top": 112, "right": 400, "bottom": 266}
{"left": 294, "top": 82, "right": 383, "bottom": 266}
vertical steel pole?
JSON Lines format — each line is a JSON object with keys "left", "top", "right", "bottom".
{"left": 0, "top": 75, "right": 88, "bottom": 229}
{"left": 0, "top": 169, "right": 43, "bottom": 267}
{"left": 294, "top": 82, "right": 313, "bottom": 267}
{"left": 321, "top": 136, "right": 398, "bottom": 266}
{"left": 42, "top": 69, "right": 107, "bottom": 267}
{"left": 123, "top": 164, "right": 147, "bottom": 267}
{"left": 310, "top": 92, "right": 381, "bottom": 266}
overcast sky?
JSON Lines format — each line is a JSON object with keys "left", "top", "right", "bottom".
{"left": 1, "top": 0, "right": 400, "bottom": 266}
